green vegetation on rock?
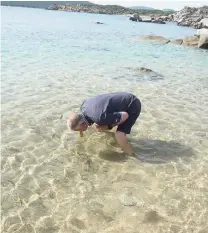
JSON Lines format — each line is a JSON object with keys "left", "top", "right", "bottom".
{"left": 48, "top": 4, "right": 174, "bottom": 16}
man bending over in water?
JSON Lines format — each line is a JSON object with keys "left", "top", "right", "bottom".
{"left": 67, "top": 92, "right": 141, "bottom": 156}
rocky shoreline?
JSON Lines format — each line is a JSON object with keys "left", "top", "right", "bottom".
{"left": 137, "top": 28, "right": 208, "bottom": 49}
{"left": 170, "top": 6, "right": 208, "bottom": 29}
{"left": 129, "top": 14, "right": 166, "bottom": 24}
{"left": 47, "top": 4, "right": 208, "bottom": 29}
{"left": 129, "top": 6, "right": 208, "bottom": 29}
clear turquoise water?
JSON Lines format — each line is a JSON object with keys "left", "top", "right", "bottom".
{"left": 1, "top": 6, "right": 208, "bottom": 233}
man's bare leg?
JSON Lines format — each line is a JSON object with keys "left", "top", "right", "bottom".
{"left": 115, "top": 131, "right": 134, "bottom": 156}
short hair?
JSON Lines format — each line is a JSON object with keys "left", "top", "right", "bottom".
{"left": 67, "top": 113, "right": 83, "bottom": 130}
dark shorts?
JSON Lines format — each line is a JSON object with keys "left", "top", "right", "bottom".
{"left": 117, "top": 98, "right": 141, "bottom": 134}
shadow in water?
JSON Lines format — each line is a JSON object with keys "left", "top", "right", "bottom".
{"left": 74, "top": 131, "right": 195, "bottom": 164}
{"left": 99, "top": 150, "right": 127, "bottom": 163}
{"left": 131, "top": 138, "right": 195, "bottom": 164}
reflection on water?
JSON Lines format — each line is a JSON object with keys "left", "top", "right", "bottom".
{"left": 1, "top": 6, "right": 208, "bottom": 233}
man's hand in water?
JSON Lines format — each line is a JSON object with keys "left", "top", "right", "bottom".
{"left": 95, "top": 124, "right": 113, "bottom": 131}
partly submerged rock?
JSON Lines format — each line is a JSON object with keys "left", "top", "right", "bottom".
{"left": 198, "top": 36, "right": 208, "bottom": 49}
{"left": 140, "top": 15, "right": 152, "bottom": 22}
{"left": 138, "top": 35, "right": 170, "bottom": 44}
{"left": 152, "top": 19, "right": 166, "bottom": 24}
{"left": 129, "top": 16, "right": 137, "bottom": 22}
{"left": 124, "top": 66, "right": 164, "bottom": 81}
{"left": 129, "top": 13, "right": 142, "bottom": 22}
{"left": 182, "top": 35, "right": 199, "bottom": 47}
{"left": 96, "top": 21, "right": 104, "bottom": 24}
{"left": 134, "top": 67, "right": 164, "bottom": 81}
{"left": 169, "top": 39, "right": 183, "bottom": 45}
{"left": 134, "top": 67, "right": 154, "bottom": 73}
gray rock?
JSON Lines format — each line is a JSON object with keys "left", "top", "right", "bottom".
{"left": 138, "top": 35, "right": 170, "bottom": 44}
{"left": 134, "top": 67, "right": 164, "bottom": 81}
{"left": 135, "top": 67, "right": 153, "bottom": 72}
{"left": 198, "top": 35, "right": 208, "bottom": 49}
{"left": 140, "top": 15, "right": 152, "bottom": 22}
{"left": 152, "top": 19, "right": 166, "bottom": 24}
{"left": 169, "top": 39, "right": 183, "bottom": 45}
{"left": 129, "top": 13, "right": 142, "bottom": 22}
{"left": 129, "top": 16, "right": 137, "bottom": 22}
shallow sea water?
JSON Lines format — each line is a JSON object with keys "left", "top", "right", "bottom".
{"left": 1, "top": 6, "right": 208, "bottom": 233}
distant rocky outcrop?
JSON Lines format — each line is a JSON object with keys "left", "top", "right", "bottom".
{"left": 146, "top": 6, "right": 208, "bottom": 29}
{"left": 1, "top": 1, "right": 94, "bottom": 8}
{"left": 129, "top": 14, "right": 166, "bottom": 24}
{"left": 169, "top": 6, "right": 208, "bottom": 29}
{"left": 137, "top": 29, "right": 208, "bottom": 49}
{"left": 48, "top": 3, "right": 173, "bottom": 16}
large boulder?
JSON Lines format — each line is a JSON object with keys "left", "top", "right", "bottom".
{"left": 196, "top": 21, "right": 208, "bottom": 49}
{"left": 138, "top": 35, "right": 170, "bottom": 44}
{"left": 196, "top": 28, "right": 208, "bottom": 36}
{"left": 198, "top": 36, "right": 208, "bottom": 49}
{"left": 182, "top": 36, "right": 199, "bottom": 47}
{"left": 200, "top": 18, "right": 208, "bottom": 28}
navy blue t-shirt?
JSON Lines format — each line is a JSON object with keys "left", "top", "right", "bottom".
{"left": 80, "top": 92, "right": 141, "bottom": 134}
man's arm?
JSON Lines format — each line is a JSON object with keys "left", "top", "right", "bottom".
{"left": 95, "top": 112, "right": 134, "bottom": 155}
{"left": 115, "top": 131, "right": 134, "bottom": 156}
{"left": 95, "top": 112, "right": 129, "bottom": 130}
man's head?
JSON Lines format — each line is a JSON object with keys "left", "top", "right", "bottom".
{"left": 67, "top": 112, "right": 88, "bottom": 132}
